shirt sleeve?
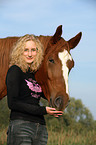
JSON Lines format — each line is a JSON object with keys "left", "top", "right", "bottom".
{"left": 6, "top": 65, "right": 47, "bottom": 116}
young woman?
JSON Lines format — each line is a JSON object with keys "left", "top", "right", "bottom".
{"left": 6, "top": 34, "right": 63, "bottom": 145}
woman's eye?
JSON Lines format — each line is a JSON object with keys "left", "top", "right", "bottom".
{"left": 32, "top": 49, "right": 36, "bottom": 51}
{"left": 49, "top": 59, "right": 55, "bottom": 63}
{"left": 24, "top": 49, "right": 28, "bottom": 51}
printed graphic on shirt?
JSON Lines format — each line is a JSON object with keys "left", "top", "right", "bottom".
{"left": 25, "top": 79, "right": 42, "bottom": 92}
{"left": 30, "top": 92, "right": 40, "bottom": 99}
{"left": 25, "top": 79, "right": 42, "bottom": 98}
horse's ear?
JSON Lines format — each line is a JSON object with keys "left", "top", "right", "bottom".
{"left": 49, "top": 25, "right": 62, "bottom": 45}
{"left": 68, "top": 32, "right": 82, "bottom": 49}
{"left": 45, "top": 25, "right": 62, "bottom": 54}
{"left": 53, "top": 25, "right": 62, "bottom": 42}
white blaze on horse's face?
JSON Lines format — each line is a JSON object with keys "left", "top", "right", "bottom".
{"left": 58, "top": 49, "right": 72, "bottom": 95}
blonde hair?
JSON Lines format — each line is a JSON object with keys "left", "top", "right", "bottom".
{"left": 9, "top": 34, "right": 44, "bottom": 72}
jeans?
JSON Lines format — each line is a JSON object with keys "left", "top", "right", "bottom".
{"left": 7, "top": 120, "right": 48, "bottom": 145}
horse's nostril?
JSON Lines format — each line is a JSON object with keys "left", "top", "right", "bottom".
{"left": 54, "top": 97, "right": 62, "bottom": 108}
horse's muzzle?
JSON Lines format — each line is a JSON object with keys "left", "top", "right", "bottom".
{"left": 49, "top": 96, "right": 63, "bottom": 111}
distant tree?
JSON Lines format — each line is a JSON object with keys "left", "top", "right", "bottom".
{"left": 66, "top": 97, "right": 94, "bottom": 130}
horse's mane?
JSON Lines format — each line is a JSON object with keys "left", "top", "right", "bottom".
{"left": 38, "top": 35, "right": 51, "bottom": 52}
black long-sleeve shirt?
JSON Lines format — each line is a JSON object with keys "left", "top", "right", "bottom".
{"left": 6, "top": 65, "right": 47, "bottom": 125}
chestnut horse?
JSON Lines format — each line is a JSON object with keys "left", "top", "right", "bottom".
{"left": 0, "top": 25, "right": 82, "bottom": 110}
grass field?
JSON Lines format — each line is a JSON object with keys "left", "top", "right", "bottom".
{"left": 0, "top": 126, "right": 96, "bottom": 145}
{"left": 47, "top": 128, "right": 96, "bottom": 145}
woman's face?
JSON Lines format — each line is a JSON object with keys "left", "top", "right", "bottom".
{"left": 23, "top": 40, "right": 37, "bottom": 66}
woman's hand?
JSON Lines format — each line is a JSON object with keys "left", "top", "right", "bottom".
{"left": 46, "top": 107, "right": 63, "bottom": 117}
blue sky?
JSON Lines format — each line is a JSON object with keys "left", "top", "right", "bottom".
{"left": 0, "top": 0, "right": 96, "bottom": 119}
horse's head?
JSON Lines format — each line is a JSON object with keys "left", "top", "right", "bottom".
{"left": 35, "top": 25, "right": 82, "bottom": 111}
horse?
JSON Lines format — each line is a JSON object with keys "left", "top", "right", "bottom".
{"left": 0, "top": 25, "right": 82, "bottom": 111}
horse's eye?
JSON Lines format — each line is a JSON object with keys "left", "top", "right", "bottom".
{"left": 49, "top": 59, "right": 55, "bottom": 63}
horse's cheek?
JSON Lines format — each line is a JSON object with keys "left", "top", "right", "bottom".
{"left": 47, "top": 68, "right": 53, "bottom": 80}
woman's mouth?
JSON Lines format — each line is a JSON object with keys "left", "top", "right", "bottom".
{"left": 27, "top": 57, "right": 33, "bottom": 59}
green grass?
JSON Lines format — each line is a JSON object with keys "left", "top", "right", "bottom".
{"left": 0, "top": 126, "right": 96, "bottom": 145}
{"left": 47, "top": 128, "right": 96, "bottom": 145}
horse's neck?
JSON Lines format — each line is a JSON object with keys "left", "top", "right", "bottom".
{"left": 0, "top": 37, "right": 20, "bottom": 55}
{"left": 38, "top": 35, "right": 51, "bottom": 52}
{"left": 0, "top": 36, "right": 20, "bottom": 77}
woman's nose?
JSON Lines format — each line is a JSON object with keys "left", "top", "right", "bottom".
{"left": 28, "top": 50, "right": 32, "bottom": 56}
